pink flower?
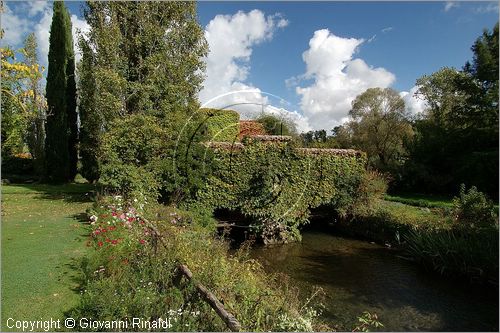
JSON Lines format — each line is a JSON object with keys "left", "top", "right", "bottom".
{"left": 139, "top": 239, "right": 146, "bottom": 244}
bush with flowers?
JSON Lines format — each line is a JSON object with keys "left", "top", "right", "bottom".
{"left": 72, "top": 195, "right": 328, "bottom": 331}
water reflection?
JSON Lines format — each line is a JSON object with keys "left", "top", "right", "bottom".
{"left": 250, "top": 231, "right": 499, "bottom": 331}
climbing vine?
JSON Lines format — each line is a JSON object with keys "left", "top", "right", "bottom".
{"left": 192, "top": 139, "right": 367, "bottom": 243}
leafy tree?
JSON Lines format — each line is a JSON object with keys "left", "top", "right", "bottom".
{"left": 404, "top": 23, "right": 499, "bottom": 196}
{"left": 256, "top": 113, "right": 297, "bottom": 136}
{"left": 22, "top": 33, "right": 46, "bottom": 176}
{"left": 78, "top": 1, "right": 209, "bottom": 201}
{"left": 0, "top": 34, "right": 46, "bottom": 175}
{"left": 45, "top": 1, "right": 77, "bottom": 182}
{"left": 299, "top": 129, "right": 340, "bottom": 148}
{"left": 415, "top": 68, "right": 482, "bottom": 129}
{"left": 64, "top": 12, "right": 78, "bottom": 181}
{"left": 464, "top": 22, "right": 499, "bottom": 122}
{"left": 77, "top": 40, "right": 100, "bottom": 182}
{"left": 344, "top": 88, "right": 414, "bottom": 174}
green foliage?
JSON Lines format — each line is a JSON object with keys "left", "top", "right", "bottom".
{"left": 404, "top": 228, "right": 498, "bottom": 284}
{"left": 194, "top": 141, "right": 367, "bottom": 243}
{"left": 355, "top": 170, "right": 389, "bottom": 212}
{"left": 64, "top": 10, "right": 78, "bottom": 181}
{"left": 353, "top": 311, "right": 384, "bottom": 332}
{"left": 78, "top": 40, "right": 100, "bottom": 182}
{"left": 403, "top": 23, "right": 499, "bottom": 196}
{"left": 300, "top": 129, "right": 340, "bottom": 148}
{"left": 22, "top": 33, "right": 46, "bottom": 177}
{"left": 402, "top": 118, "right": 498, "bottom": 196}
{"left": 343, "top": 88, "right": 414, "bottom": 175}
{"left": 344, "top": 200, "right": 451, "bottom": 246}
{"left": 99, "top": 113, "right": 214, "bottom": 204}
{"left": 71, "top": 198, "right": 324, "bottom": 331}
{"left": 256, "top": 113, "right": 297, "bottom": 136}
{"left": 1, "top": 154, "right": 34, "bottom": 177}
{"left": 1, "top": 38, "right": 46, "bottom": 175}
{"left": 452, "top": 184, "right": 498, "bottom": 230}
{"left": 464, "top": 22, "right": 498, "bottom": 120}
{"left": 199, "top": 108, "right": 240, "bottom": 142}
{"left": 99, "top": 114, "right": 166, "bottom": 201}
{"left": 78, "top": 1, "right": 208, "bottom": 183}
{"left": 45, "top": 1, "right": 77, "bottom": 183}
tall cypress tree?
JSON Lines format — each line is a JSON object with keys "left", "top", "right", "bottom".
{"left": 45, "top": 1, "right": 77, "bottom": 182}
{"left": 65, "top": 12, "right": 78, "bottom": 181}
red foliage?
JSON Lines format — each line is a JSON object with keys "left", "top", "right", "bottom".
{"left": 238, "top": 121, "right": 266, "bottom": 140}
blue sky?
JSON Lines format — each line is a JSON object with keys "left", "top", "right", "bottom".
{"left": 2, "top": 1, "right": 498, "bottom": 131}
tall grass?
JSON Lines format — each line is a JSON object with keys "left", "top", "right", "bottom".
{"left": 404, "top": 228, "right": 498, "bottom": 284}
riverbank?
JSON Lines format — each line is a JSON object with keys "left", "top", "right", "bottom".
{"left": 1, "top": 184, "right": 94, "bottom": 329}
{"left": 330, "top": 199, "right": 499, "bottom": 285}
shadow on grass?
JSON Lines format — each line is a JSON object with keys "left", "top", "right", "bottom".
{"left": 4, "top": 182, "right": 102, "bottom": 204}
{"left": 72, "top": 212, "right": 91, "bottom": 225}
{"left": 62, "top": 255, "right": 95, "bottom": 321}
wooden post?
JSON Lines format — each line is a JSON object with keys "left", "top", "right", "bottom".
{"left": 177, "top": 264, "right": 242, "bottom": 332}
{"left": 137, "top": 216, "right": 242, "bottom": 331}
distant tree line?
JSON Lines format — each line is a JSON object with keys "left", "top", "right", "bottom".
{"left": 300, "top": 22, "right": 498, "bottom": 197}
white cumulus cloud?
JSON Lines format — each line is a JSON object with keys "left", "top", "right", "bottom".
{"left": 199, "top": 10, "right": 306, "bottom": 129}
{"left": 293, "top": 29, "right": 395, "bottom": 131}
{"left": 2, "top": 1, "right": 89, "bottom": 70}
{"left": 1, "top": 3, "right": 31, "bottom": 47}
{"left": 400, "top": 86, "right": 428, "bottom": 115}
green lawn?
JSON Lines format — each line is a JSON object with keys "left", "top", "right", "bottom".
{"left": 384, "top": 193, "right": 454, "bottom": 208}
{"left": 1, "top": 183, "right": 95, "bottom": 330}
{"left": 385, "top": 192, "right": 499, "bottom": 211}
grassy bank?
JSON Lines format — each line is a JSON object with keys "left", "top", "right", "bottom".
{"left": 335, "top": 197, "right": 498, "bottom": 284}
{"left": 334, "top": 200, "right": 452, "bottom": 245}
{"left": 1, "top": 184, "right": 94, "bottom": 329}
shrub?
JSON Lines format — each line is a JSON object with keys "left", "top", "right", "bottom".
{"left": 452, "top": 184, "right": 498, "bottom": 230}
{"left": 99, "top": 114, "right": 166, "bottom": 201}
{"left": 354, "top": 170, "right": 389, "bottom": 214}
{"left": 1, "top": 154, "right": 34, "bottom": 176}
{"left": 256, "top": 113, "right": 297, "bottom": 136}
{"left": 199, "top": 108, "right": 240, "bottom": 142}
{"left": 99, "top": 113, "right": 214, "bottom": 204}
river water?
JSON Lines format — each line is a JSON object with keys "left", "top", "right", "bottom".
{"left": 250, "top": 230, "right": 499, "bottom": 331}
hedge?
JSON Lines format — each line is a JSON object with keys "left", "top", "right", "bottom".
{"left": 199, "top": 108, "right": 240, "bottom": 142}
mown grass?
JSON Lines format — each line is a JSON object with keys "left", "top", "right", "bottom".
{"left": 385, "top": 192, "right": 499, "bottom": 211}
{"left": 384, "top": 193, "right": 454, "bottom": 208}
{"left": 1, "top": 183, "right": 95, "bottom": 330}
